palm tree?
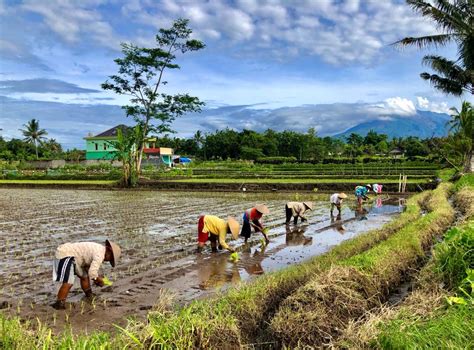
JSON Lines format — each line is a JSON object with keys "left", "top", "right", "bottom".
{"left": 19, "top": 119, "right": 48, "bottom": 159}
{"left": 448, "top": 101, "right": 473, "bottom": 172}
{"left": 193, "top": 130, "right": 206, "bottom": 160}
{"left": 395, "top": 0, "right": 473, "bottom": 95}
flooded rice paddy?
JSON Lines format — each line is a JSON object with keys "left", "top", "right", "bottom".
{"left": 0, "top": 189, "right": 406, "bottom": 333}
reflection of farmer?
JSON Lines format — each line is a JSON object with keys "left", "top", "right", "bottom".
{"left": 330, "top": 193, "right": 347, "bottom": 215}
{"left": 285, "top": 202, "right": 313, "bottom": 225}
{"left": 197, "top": 215, "right": 240, "bottom": 253}
{"left": 197, "top": 255, "right": 240, "bottom": 289}
{"left": 355, "top": 207, "right": 369, "bottom": 221}
{"left": 240, "top": 204, "right": 270, "bottom": 244}
{"left": 52, "top": 240, "right": 121, "bottom": 310}
{"left": 330, "top": 213, "right": 346, "bottom": 233}
{"left": 355, "top": 185, "right": 372, "bottom": 205}
{"left": 285, "top": 225, "right": 313, "bottom": 246}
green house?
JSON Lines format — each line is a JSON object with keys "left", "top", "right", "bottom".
{"left": 84, "top": 125, "right": 174, "bottom": 165}
{"left": 84, "top": 125, "right": 128, "bottom": 160}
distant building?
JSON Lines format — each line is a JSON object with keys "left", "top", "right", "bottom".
{"left": 84, "top": 125, "right": 173, "bottom": 166}
{"left": 389, "top": 148, "right": 404, "bottom": 159}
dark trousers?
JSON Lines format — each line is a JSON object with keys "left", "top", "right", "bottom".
{"left": 285, "top": 205, "right": 298, "bottom": 225}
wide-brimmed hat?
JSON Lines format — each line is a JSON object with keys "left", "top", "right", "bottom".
{"left": 366, "top": 184, "right": 373, "bottom": 190}
{"left": 255, "top": 204, "right": 270, "bottom": 215}
{"left": 227, "top": 217, "right": 240, "bottom": 239}
{"left": 338, "top": 193, "right": 348, "bottom": 199}
{"left": 303, "top": 201, "right": 313, "bottom": 210}
{"left": 105, "top": 240, "right": 121, "bottom": 267}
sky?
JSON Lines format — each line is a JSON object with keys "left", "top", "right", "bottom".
{"left": 0, "top": 0, "right": 472, "bottom": 149}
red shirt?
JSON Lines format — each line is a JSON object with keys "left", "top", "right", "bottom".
{"left": 249, "top": 208, "right": 263, "bottom": 221}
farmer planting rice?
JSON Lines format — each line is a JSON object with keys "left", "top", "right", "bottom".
{"left": 197, "top": 215, "right": 240, "bottom": 253}
{"left": 240, "top": 204, "right": 270, "bottom": 244}
{"left": 329, "top": 193, "right": 348, "bottom": 215}
{"left": 52, "top": 240, "right": 121, "bottom": 310}
{"left": 355, "top": 184, "right": 372, "bottom": 205}
{"left": 285, "top": 201, "right": 313, "bottom": 225}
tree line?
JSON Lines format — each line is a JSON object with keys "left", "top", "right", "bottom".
{"left": 153, "top": 128, "right": 443, "bottom": 161}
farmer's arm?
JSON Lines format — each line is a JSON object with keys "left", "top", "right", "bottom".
{"left": 218, "top": 229, "right": 233, "bottom": 252}
{"left": 88, "top": 252, "right": 105, "bottom": 286}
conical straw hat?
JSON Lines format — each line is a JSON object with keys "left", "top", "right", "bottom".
{"left": 303, "top": 201, "right": 313, "bottom": 210}
{"left": 227, "top": 217, "right": 240, "bottom": 239}
{"left": 255, "top": 204, "right": 270, "bottom": 214}
{"left": 338, "top": 193, "right": 348, "bottom": 199}
{"left": 105, "top": 240, "right": 121, "bottom": 267}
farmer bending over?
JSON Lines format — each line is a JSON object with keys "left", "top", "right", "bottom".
{"left": 285, "top": 201, "right": 313, "bottom": 225}
{"left": 355, "top": 184, "right": 372, "bottom": 205}
{"left": 241, "top": 204, "right": 270, "bottom": 244}
{"left": 197, "top": 215, "right": 240, "bottom": 253}
{"left": 330, "top": 193, "right": 347, "bottom": 215}
{"left": 52, "top": 240, "right": 121, "bottom": 310}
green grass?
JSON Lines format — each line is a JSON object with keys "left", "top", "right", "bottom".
{"left": 269, "top": 184, "right": 455, "bottom": 347}
{"left": 0, "top": 179, "right": 117, "bottom": 185}
{"left": 453, "top": 173, "right": 474, "bottom": 191}
{"left": 376, "top": 305, "right": 474, "bottom": 349}
{"left": 168, "top": 177, "right": 427, "bottom": 184}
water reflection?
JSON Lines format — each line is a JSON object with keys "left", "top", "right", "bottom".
{"left": 196, "top": 254, "right": 240, "bottom": 290}
{"left": 285, "top": 225, "right": 313, "bottom": 246}
{"left": 330, "top": 213, "right": 346, "bottom": 233}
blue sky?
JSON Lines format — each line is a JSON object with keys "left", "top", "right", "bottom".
{"left": 0, "top": 0, "right": 471, "bottom": 149}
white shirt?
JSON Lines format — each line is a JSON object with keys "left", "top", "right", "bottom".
{"left": 330, "top": 193, "right": 343, "bottom": 205}
{"left": 55, "top": 242, "right": 106, "bottom": 279}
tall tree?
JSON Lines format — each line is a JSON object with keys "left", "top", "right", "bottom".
{"left": 19, "top": 119, "right": 48, "bottom": 160}
{"left": 102, "top": 18, "right": 205, "bottom": 174}
{"left": 395, "top": 0, "right": 473, "bottom": 95}
{"left": 448, "top": 101, "right": 473, "bottom": 171}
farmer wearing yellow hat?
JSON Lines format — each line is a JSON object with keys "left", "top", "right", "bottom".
{"left": 52, "top": 240, "right": 121, "bottom": 310}
{"left": 330, "top": 193, "right": 348, "bottom": 215}
{"left": 285, "top": 201, "right": 313, "bottom": 225}
{"left": 197, "top": 215, "right": 240, "bottom": 253}
{"left": 240, "top": 204, "right": 270, "bottom": 244}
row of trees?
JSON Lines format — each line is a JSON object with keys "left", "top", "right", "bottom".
{"left": 153, "top": 129, "right": 442, "bottom": 161}
{"left": 0, "top": 119, "right": 85, "bottom": 161}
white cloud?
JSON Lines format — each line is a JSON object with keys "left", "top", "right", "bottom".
{"left": 372, "top": 97, "right": 417, "bottom": 116}
{"left": 416, "top": 96, "right": 451, "bottom": 114}
{"left": 21, "top": 0, "right": 121, "bottom": 49}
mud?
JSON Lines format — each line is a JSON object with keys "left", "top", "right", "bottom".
{"left": 0, "top": 189, "right": 406, "bottom": 334}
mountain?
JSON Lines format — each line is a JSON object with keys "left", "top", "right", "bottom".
{"left": 334, "top": 110, "right": 451, "bottom": 139}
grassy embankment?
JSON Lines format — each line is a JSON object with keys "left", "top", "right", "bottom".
{"left": 1, "top": 181, "right": 452, "bottom": 348}
{"left": 269, "top": 182, "right": 455, "bottom": 347}
{"left": 0, "top": 180, "right": 116, "bottom": 185}
{"left": 336, "top": 174, "right": 474, "bottom": 349}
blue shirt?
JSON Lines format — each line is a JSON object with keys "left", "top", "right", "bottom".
{"left": 355, "top": 186, "right": 368, "bottom": 197}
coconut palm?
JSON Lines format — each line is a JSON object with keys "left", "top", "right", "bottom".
{"left": 395, "top": 0, "right": 473, "bottom": 95}
{"left": 19, "top": 119, "right": 48, "bottom": 159}
{"left": 448, "top": 101, "right": 473, "bottom": 171}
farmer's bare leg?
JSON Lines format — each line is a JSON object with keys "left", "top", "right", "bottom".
{"left": 57, "top": 282, "right": 73, "bottom": 301}
{"left": 197, "top": 241, "right": 206, "bottom": 252}
{"left": 80, "top": 276, "right": 93, "bottom": 297}
{"left": 209, "top": 235, "right": 218, "bottom": 252}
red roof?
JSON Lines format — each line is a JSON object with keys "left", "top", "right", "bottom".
{"left": 143, "top": 148, "right": 161, "bottom": 154}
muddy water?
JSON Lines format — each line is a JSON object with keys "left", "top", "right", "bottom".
{"left": 0, "top": 189, "right": 406, "bottom": 334}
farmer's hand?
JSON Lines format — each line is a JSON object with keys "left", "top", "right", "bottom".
{"left": 93, "top": 277, "right": 104, "bottom": 287}
{"left": 228, "top": 247, "right": 235, "bottom": 253}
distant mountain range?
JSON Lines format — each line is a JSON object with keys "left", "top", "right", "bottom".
{"left": 334, "top": 110, "right": 451, "bottom": 139}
